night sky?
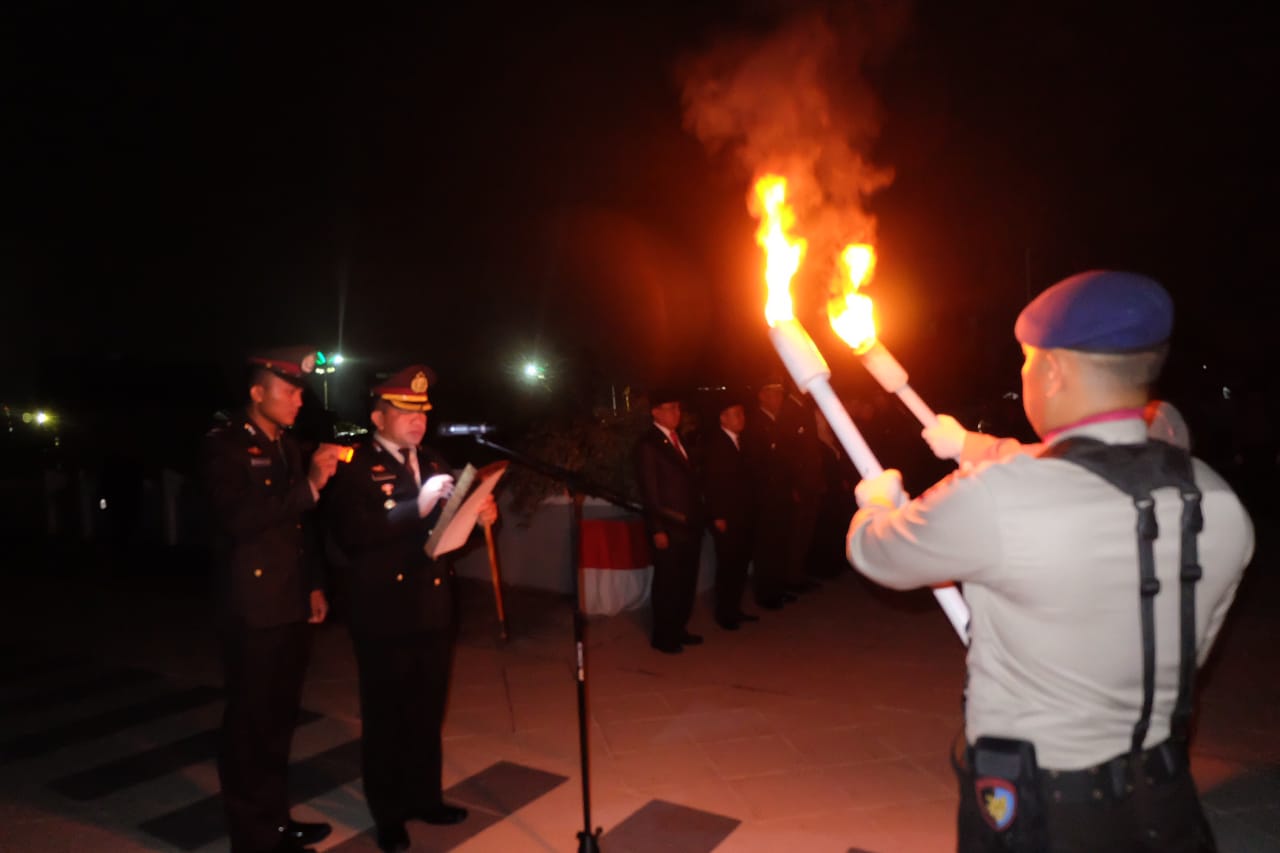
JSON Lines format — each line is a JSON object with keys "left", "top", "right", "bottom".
{"left": 8, "top": 2, "right": 1277, "bottom": 428}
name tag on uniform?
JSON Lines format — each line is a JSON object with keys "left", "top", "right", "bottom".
{"left": 250, "top": 458, "right": 271, "bottom": 468}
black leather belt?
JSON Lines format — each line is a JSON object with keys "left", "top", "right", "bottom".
{"left": 1039, "top": 740, "right": 1188, "bottom": 804}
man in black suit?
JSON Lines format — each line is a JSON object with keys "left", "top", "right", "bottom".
{"left": 633, "top": 388, "right": 705, "bottom": 654}
{"left": 743, "top": 378, "right": 798, "bottom": 610}
{"left": 700, "top": 390, "right": 760, "bottom": 631}
{"left": 200, "top": 347, "right": 341, "bottom": 853}
{"left": 323, "top": 365, "right": 496, "bottom": 853}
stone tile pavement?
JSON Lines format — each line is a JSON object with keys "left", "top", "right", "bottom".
{"left": 0, "top": 525, "right": 1277, "bottom": 852}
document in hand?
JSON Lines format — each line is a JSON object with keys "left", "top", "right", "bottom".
{"left": 424, "top": 460, "right": 508, "bottom": 559}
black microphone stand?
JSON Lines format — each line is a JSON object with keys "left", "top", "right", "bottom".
{"left": 470, "top": 434, "right": 642, "bottom": 853}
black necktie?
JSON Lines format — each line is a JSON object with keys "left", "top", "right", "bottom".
{"left": 400, "top": 447, "right": 418, "bottom": 486}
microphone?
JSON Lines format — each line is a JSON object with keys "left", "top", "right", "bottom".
{"left": 437, "top": 422, "right": 497, "bottom": 436}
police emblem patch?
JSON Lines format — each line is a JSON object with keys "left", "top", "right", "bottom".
{"left": 976, "top": 777, "right": 1017, "bottom": 831}
{"left": 410, "top": 371, "right": 429, "bottom": 393}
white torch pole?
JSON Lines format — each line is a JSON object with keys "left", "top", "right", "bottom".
{"left": 858, "top": 340, "right": 939, "bottom": 429}
{"left": 768, "top": 320, "right": 970, "bottom": 644}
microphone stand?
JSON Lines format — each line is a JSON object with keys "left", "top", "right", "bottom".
{"left": 470, "top": 434, "right": 641, "bottom": 853}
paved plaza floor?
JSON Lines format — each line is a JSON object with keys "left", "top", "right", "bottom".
{"left": 1, "top": 523, "right": 1278, "bottom": 852}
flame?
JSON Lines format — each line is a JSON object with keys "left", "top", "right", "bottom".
{"left": 828, "top": 242, "right": 878, "bottom": 353}
{"left": 751, "top": 175, "right": 807, "bottom": 326}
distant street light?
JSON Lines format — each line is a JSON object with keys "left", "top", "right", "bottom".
{"left": 522, "top": 361, "right": 546, "bottom": 382}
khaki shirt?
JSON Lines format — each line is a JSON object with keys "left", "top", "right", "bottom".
{"left": 848, "top": 417, "right": 1254, "bottom": 769}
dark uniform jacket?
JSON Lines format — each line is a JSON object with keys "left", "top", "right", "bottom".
{"left": 633, "top": 425, "right": 704, "bottom": 537}
{"left": 743, "top": 408, "right": 792, "bottom": 506}
{"left": 323, "top": 439, "right": 455, "bottom": 635}
{"left": 700, "top": 427, "right": 752, "bottom": 530}
{"left": 199, "top": 414, "right": 318, "bottom": 629}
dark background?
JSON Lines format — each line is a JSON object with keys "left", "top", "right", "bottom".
{"left": 5, "top": 1, "right": 1277, "bottom": 501}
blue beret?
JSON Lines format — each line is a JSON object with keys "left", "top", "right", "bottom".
{"left": 1015, "top": 270, "right": 1173, "bottom": 352}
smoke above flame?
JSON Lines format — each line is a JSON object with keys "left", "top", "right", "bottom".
{"left": 677, "top": 5, "right": 904, "bottom": 299}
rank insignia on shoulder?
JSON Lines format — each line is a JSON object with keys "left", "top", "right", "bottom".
{"left": 247, "top": 445, "right": 263, "bottom": 456}
{"left": 976, "top": 777, "right": 1017, "bottom": 832}
{"left": 384, "top": 498, "right": 396, "bottom": 510}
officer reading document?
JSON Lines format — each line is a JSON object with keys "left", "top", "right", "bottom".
{"left": 323, "top": 365, "right": 496, "bottom": 853}
{"left": 846, "top": 271, "right": 1254, "bottom": 852}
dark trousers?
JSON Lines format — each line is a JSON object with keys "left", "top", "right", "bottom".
{"left": 712, "top": 525, "right": 751, "bottom": 623}
{"left": 783, "top": 493, "right": 821, "bottom": 585}
{"left": 218, "top": 621, "right": 312, "bottom": 853}
{"left": 752, "top": 503, "right": 790, "bottom": 602}
{"left": 650, "top": 529, "right": 700, "bottom": 645}
{"left": 350, "top": 628, "right": 455, "bottom": 830}
{"left": 956, "top": 755, "right": 1217, "bottom": 852}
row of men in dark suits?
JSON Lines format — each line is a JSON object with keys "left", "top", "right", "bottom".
{"left": 632, "top": 382, "right": 859, "bottom": 654}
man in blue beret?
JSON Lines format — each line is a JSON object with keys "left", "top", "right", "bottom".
{"left": 847, "top": 271, "right": 1254, "bottom": 851}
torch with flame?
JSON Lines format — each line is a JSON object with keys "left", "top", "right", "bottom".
{"left": 753, "top": 176, "right": 884, "bottom": 482}
{"left": 751, "top": 175, "right": 969, "bottom": 644}
{"left": 827, "top": 244, "right": 939, "bottom": 430}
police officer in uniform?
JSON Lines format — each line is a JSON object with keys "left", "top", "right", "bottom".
{"left": 323, "top": 365, "right": 495, "bottom": 853}
{"left": 847, "top": 271, "right": 1254, "bottom": 852}
{"left": 200, "top": 347, "right": 341, "bottom": 853}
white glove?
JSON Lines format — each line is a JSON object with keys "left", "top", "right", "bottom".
{"left": 418, "top": 473, "right": 455, "bottom": 517}
{"left": 854, "top": 469, "right": 907, "bottom": 510}
{"left": 922, "top": 413, "right": 967, "bottom": 461}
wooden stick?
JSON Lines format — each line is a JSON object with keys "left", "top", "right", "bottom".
{"left": 483, "top": 521, "right": 508, "bottom": 640}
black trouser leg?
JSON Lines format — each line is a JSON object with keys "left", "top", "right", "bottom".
{"left": 218, "top": 622, "right": 311, "bottom": 853}
{"left": 353, "top": 629, "right": 456, "bottom": 826}
{"left": 403, "top": 628, "right": 454, "bottom": 809}
{"left": 752, "top": 508, "right": 790, "bottom": 603}
{"left": 713, "top": 528, "right": 750, "bottom": 622}
{"left": 650, "top": 531, "right": 698, "bottom": 644}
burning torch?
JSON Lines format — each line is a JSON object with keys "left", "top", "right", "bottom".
{"left": 828, "top": 245, "right": 938, "bottom": 430}
{"left": 751, "top": 176, "right": 969, "bottom": 644}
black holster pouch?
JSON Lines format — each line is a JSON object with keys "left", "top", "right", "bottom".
{"left": 956, "top": 736, "right": 1049, "bottom": 851}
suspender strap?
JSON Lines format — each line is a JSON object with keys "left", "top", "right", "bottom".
{"left": 1038, "top": 437, "right": 1203, "bottom": 754}
{"left": 1174, "top": 489, "right": 1204, "bottom": 741}
{"left": 1133, "top": 495, "right": 1160, "bottom": 755}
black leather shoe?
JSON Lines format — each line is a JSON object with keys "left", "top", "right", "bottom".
{"left": 417, "top": 802, "right": 469, "bottom": 825}
{"left": 679, "top": 632, "right": 704, "bottom": 645}
{"left": 735, "top": 612, "right": 760, "bottom": 622}
{"left": 650, "top": 639, "right": 683, "bottom": 654}
{"left": 281, "top": 820, "right": 331, "bottom": 846}
{"left": 716, "top": 618, "right": 740, "bottom": 631}
{"left": 375, "top": 822, "right": 410, "bottom": 852}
